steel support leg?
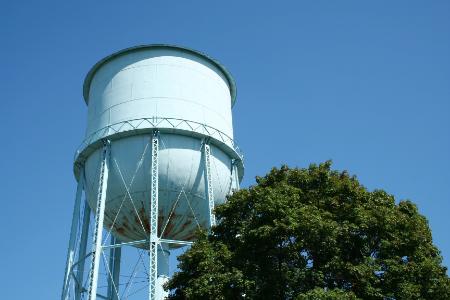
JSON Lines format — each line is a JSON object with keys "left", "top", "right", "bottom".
{"left": 149, "top": 132, "right": 159, "bottom": 300}
{"left": 111, "top": 240, "right": 121, "bottom": 300}
{"left": 75, "top": 201, "right": 91, "bottom": 300}
{"left": 62, "top": 165, "right": 85, "bottom": 300}
{"left": 107, "top": 236, "right": 121, "bottom": 300}
{"left": 232, "top": 160, "right": 240, "bottom": 192}
{"left": 87, "top": 140, "right": 110, "bottom": 300}
{"left": 107, "top": 236, "right": 115, "bottom": 299}
{"left": 203, "top": 141, "right": 216, "bottom": 228}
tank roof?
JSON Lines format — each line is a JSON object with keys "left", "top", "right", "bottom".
{"left": 82, "top": 44, "right": 237, "bottom": 106}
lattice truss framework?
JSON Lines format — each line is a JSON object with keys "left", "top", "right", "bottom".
{"left": 61, "top": 133, "right": 240, "bottom": 300}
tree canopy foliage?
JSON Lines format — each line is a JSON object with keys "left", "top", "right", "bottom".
{"left": 166, "top": 162, "right": 450, "bottom": 299}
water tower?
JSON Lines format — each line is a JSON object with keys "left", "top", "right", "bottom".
{"left": 61, "top": 45, "right": 243, "bottom": 300}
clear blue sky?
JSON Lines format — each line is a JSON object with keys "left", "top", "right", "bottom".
{"left": 1, "top": 1, "right": 449, "bottom": 299}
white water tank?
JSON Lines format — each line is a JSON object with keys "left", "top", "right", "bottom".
{"left": 74, "top": 45, "right": 243, "bottom": 247}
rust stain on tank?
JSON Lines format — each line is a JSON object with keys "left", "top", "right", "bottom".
{"left": 157, "top": 209, "right": 165, "bottom": 232}
{"left": 99, "top": 197, "right": 205, "bottom": 246}
{"left": 116, "top": 227, "right": 126, "bottom": 235}
{"left": 143, "top": 217, "right": 150, "bottom": 233}
{"left": 169, "top": 217, "right": 195, "bottom": 238}
{"left": 179, "top": 233, "right": 196, "bottom": 241}
{"left": 159, "top": 214, "right": 183, "bottom": 238}
{"left": 180, "top": 219, "right": 193, "bottom": 231}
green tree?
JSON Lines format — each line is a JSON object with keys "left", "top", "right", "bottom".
{"left": 166, "top": 162, "right": 450, "bottom": 299}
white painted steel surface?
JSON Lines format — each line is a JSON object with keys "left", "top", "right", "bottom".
{"left": 85, "top": 47, "right": 234, "bottom": 140}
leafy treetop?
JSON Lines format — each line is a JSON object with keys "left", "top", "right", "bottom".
{"left": 166, "top": 162, "right": 450, "bottom": 299}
